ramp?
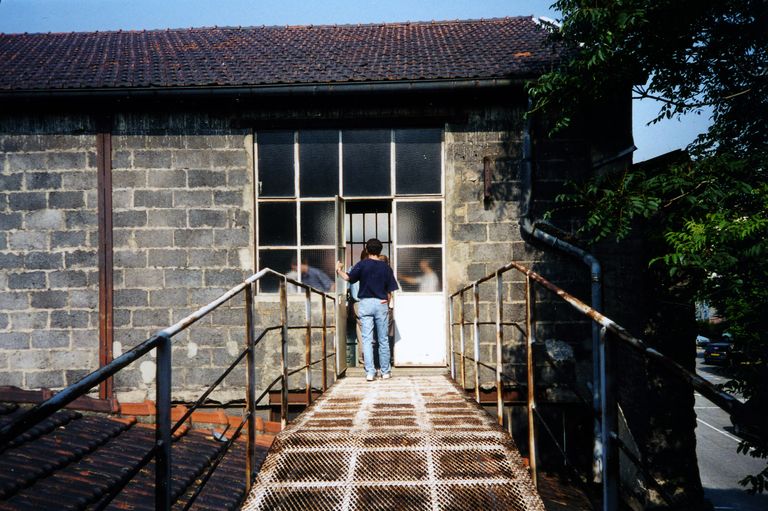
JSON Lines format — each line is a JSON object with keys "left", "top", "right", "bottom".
{"left": 243, "top": 374, "right": 544, "bottom": 510}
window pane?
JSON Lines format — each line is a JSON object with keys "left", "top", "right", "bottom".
{"left": 351, "top": 213, "right": 364, "bottom": 243}
{"left": 259, "top": 202, "right": 296, "bottom": 246}
{"left": 342, "top": 130, "right": 390, "bottom": 197}
{"left": 395, "top": 129, "right": 441, "bottom": 195}
{"left": 396, "top": 201, "right": 442, "bottom": 245}
{"left": 397, "top": 247, "right": 442, "bottom": 292}
{"left": 258, "top": 249, "right": 295, "bottom": 293}
{"left": 257, "top": 131, "right": 294, "bottom": 197}
{"left": 365, "top": 213, "right": 377, "bottom": 241}
{"left": 296, "top": 249, "right": 336, "bottom": 293}
{"left": 300, "top": 201, "right": 335, "bottom": 245}
{"left": 299, "top": 130, "right": 339, "bottom": 197}
{"left": 377, "top": 212, "right": 390, "bottom": 242}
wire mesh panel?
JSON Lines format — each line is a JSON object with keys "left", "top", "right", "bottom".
{"left": 243, "top": 375, "right": 545, "bottom": 511}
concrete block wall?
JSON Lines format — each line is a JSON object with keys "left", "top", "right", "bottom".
{"left": 0, "top": 117, "right": 100, "bottom": 390}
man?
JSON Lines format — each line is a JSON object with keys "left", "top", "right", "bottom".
{"left": 288, "top": 257, "right": 333, "bottom": 293}
{"left": 336, "top": 238, "right": 398, "bottom": 381}
{"left": 348, "top": 249, "right": 368, "bottom": 365}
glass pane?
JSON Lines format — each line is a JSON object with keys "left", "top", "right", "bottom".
{"left": 377, "top": 212, "right": 390, "bottom": 242}
{"left": 257, "top": 131, "right": 294, "bottom": 197}
{"left": 351, "top": 213, "right": 364, "bottom": 243}
{"left": 295, "top": 249, "right": 336, "bottom": 293}
{"left": 344, "top": 214, "right": 351, "bottom": 243}
{"left": 397, "top": 247, "right": 442, "bottom": 293}
{"left": 258, "top": 249, "right": 295, "bottom": 293}
{"left": 259, "top": 202, "right": 296, "bottom": 246}
{"left": 364, "top": 213, "right": 377, "bottom": 241}
{"left": 396, "top": 201, "right": 442, "bottom": 245}
{"left": 300, "top": 201, "right": 334, "bottom": 245}
{"left": 299, "top": 130, "right": 339, "bottom": 197}
{"left": 342, "top": 130, "right": 390, "bottom": 197}
{"left": 395, "top": 129, "right": 441, "bottom": 195}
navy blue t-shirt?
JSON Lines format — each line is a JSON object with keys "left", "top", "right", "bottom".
{"left": 347, "top": 258, "right": 399, "bottom": 300}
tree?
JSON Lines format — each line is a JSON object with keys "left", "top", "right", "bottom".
{"left": 528, "top": 0, "right": 768, "bottom": 496}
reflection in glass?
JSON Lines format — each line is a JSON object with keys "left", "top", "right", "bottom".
{"left": 300, "top": 202, "right": 335, "bottom": 245}
{"left": 395, "top": 129, "right": 441, "bottom": 195}
{"left": 258, "top": 249, "right": 296, "bottom": 293}
{"left": 397, "top": 247, "right": 442, "bottom": 292}
{"left": 259, "top": 202, "right": 296, "bottom": 246}
{"left": 294, "top": 249, "right": 336, "bottom": 293}
{"left": 299, "top": 130, "right": 339, "bottom": 197}
{"left": 342, "top": 130, "right": 390, "bottom": 197}
{"left": 396, "top": 201, "right": 442, "bottom": 245}
{"left": 257, "top": 131, "right": 294, "bottom": 197}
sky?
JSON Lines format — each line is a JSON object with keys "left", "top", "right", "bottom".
{"left": 0, "top": 0, "right": 711, "bottom": 162}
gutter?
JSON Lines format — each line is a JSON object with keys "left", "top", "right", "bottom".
{"left": 0, "top": 77, "right": 526, "bottom": 102}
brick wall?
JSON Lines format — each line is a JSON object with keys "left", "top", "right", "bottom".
{"left": 0, "top": 116, "right": 100, "bottom": 390}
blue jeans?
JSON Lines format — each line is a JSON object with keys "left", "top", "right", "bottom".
{"left": 358, "top": 298, "right": 391, "bottom": 377}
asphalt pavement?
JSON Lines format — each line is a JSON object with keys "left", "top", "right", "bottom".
{"left": 695, "top": 351, "right": 768, "bottom": 511}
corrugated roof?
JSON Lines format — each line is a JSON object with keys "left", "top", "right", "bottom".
{"left": 0, "top": 17, "right": 560, "bottom": 92}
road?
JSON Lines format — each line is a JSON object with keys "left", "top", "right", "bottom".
{"left": 695, "top": 351, "right": 768, "bottom": 511}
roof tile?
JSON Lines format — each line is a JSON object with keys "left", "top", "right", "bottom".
{"left": 0, "top": 18, "right": 562, "bottom": 91}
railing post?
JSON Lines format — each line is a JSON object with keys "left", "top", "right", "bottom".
{"left": 459, "top": 290, "right": 466, "bottom": 389}
{"left": 244, "top": 283, "right": 256, "bottom": 493}
{"left": 525, "top": 274, "right": 538, "bottom": 488}
{"left": 495, "top": 270, "right": 504, "bottom": 426}
{"left": 155, "top": 333, "right": 172, "bottom": 511}
{"left": 600, "top": 326, "right": 618, "bottom": 511}
{"left": 473, "top": 283, "right": 481, "bottom": 404}
{"left": 449, "top": 295, "right": 455, "bottom": 380}
{"left": 279, "top": 279, "right": 289, "bottom": 430}
{"left": 304, "top": 287, "right": 312, "bottom": 406}
{"left": 321, "top": 294, "right": 328, "bottom": 392}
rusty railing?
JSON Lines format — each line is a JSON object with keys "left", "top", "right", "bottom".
{"left": 0, "top": 268, "right": 337, "bottom": 511}
{"left": 449, "top": 260, "right": 744, "bottom": 511}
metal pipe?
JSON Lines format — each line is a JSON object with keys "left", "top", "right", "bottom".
{"left": 600, "top": 326, "right": 618, "bottom": 511}
{"left": 495, "top": 270, "right": 504, "bottom": 425}
{"left": 322, "top": 295, "right": 328, "bottom": 392}
{"left": 525, "top": 274, "right": 538, "bottom": 488}
{"left": 0, "top": 77, "right": 522, "bottom": 102}
{"left": 449, "top": 296, "right": 456, "bottom": 379}
{"left": 244, "top": 284, "right": 256, "bottom": 493}
{"left": 279, "top": 279, "right": 289, "bottom": 430}
{"left": 305, "top": 287, "right": 312, "bottom": 407}
{"left": 518, "top": 100, "right": 605, "bottom": 483}
{"left": 460, "top": 291, "right": 467, "bottom": 389}
{"left": 96, "top": 126, "right": 114, "bottom": 401}
{"left": 473, "top": 283, "right": 481, "bottom": 404}
{"left": 155, "top": 333, "right": 172, "bottom": 511}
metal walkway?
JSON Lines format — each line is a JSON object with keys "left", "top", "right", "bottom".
{"left": 242, "top": 374, "right": 544, "bottom": 511}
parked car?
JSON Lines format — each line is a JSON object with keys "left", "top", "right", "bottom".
{"left": 696, "top": 335, "right": 710, "bottom": 347}
{"left": 704, "top": 335, "right": 742, "bottom": 366}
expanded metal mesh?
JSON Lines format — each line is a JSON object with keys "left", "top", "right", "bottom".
{"left": 242, "top": 375, "right": 544, "bottom": 510}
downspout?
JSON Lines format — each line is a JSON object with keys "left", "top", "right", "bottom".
{"left": 517, "top": 103, "right": 605, "bottom": 483}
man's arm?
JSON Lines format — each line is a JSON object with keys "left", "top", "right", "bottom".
{"left": 335, "top": 261, "right": 350, "bottom": 281}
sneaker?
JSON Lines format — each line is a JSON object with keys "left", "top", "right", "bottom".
{"left": 381, "top": 373, "right": 391, "bottom": 380}
{"left": 366, "top": 373, "right": 375, "bottom": 382}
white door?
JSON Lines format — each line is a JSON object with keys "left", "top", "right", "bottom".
{"left": 334, "top": 196, "right": 347, "bottom": 375}
{"left": 392, "top": 199, "right": 446, "bottom": 366}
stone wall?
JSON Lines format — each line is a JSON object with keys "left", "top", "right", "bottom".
{"left": 0, "top": 116, "right": 100, "bottom": 390}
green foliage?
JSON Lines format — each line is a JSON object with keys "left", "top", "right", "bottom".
{"left": 528, "top": 0, "right": 768, "bottom": 495}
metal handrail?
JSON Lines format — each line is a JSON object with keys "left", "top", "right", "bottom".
{"left": 0, "top": 268, "right": 339, "bottom": 511}
{"left": 449, "top": 260, "right": 746, "bottom": 510}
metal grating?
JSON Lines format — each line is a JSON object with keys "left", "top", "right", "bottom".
{"left": 243, "top": 374, "right": 545, "bottom": 511}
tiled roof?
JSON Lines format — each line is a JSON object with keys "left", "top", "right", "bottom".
{"left": 0, "top": 17, "right": 560, "bottom": 92}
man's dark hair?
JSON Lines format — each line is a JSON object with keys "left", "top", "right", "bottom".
{"left": 365, "top": 238, "right": 383, "bottom": 256}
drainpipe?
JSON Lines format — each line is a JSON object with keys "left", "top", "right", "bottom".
{"left": 517, "top": 104, "right": 605, "bottom": 486}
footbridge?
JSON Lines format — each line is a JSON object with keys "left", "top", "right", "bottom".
{"left": 0, "top": 262, "right": 744, "bottom": 510}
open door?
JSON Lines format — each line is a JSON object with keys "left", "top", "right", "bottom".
{"left": 334, "top": 196, "right": 347, "bottom": 376}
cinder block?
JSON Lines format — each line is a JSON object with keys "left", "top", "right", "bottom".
{"left": 8, "top": 271, "right": 47, "bottom": 289}
{"left": 134, "top": 190, "right": 173, "bottom": 208}
{"left": 174, "top": 150, "right": 211, "bottom": 170}
{"left": 147, "top": 169, "right": 186, "bottom": 188}
{"left": 0, "top": 174, "right": 23, "bottom": 191}
{"left": 114, "top": 288, "right": 149, "bottom": 307}
{"left": 0, "top": 252, "right": 24, "bottom": 268}
{"left": 451, "top": 223, "right": 487, "bottom": 242}
{"left": 147, "top": 209, "right": 186, "bottom": 227}
{"left": 0, "top": 372, "right": 24, "bottom": 387}
{"left": 133, "top": 150, "right": 172, "bottom": 169}
{"left": 189, "top": 209, "right": 227, "bottom": 227}
{"left": 165, "top": 269, "right": 202, "bottom": 287}
{"left": 30, "top": 290, "right": 67, "bottom": 308}
{"left": 149, "top": 288, "right": 188, "bottom": 307}
{"left": 26, "top": 172, "right": 62, "bottom": 190}
{"left": 48, "top": 270, "right": 88, "bottom": 288}
{"left": 204, "top": 269, "right": 245, "bottom": 287}
{"left": 6, "top": 153, "right": 47, "bottom": 171}
{"left": 213, "top": 190, "right": 242, "bottom": 206}
{"left": 174, "top": 229, "right": 213, "bottom": 247}
{"left": 134, "top": 229, "right": 174, "bottom": 248}
{"left": 0, "top": 212, "right": 22, "bottom": 230}
{"left": 148, "top": 248, "right": 187, "bottom": 268}
{"left": 65, "top": 250, "right": 97, "bottom": 268}
{"left": 47, "top": 152, "right": 87, "bottom": 170}
{"left": 60, "top": 171, "right": 95, "bottom": 189}
{"left": 0, "top": 332, "right": 30, "bottom": 349}
{"left": 173, "top": 190, "right": 212, "bottom": 207}
{"left": 213, "top": 228, "right": 249, "bottom": 246}
{"left": 69, "top": 289, "right": 97, "bottom": 308}
{"left": 227, "top": 169, "right": 249, "bottom": 186}
{"left": 9, "top": 350, "right": 48, "bottom": 369}
{"left": 112, "top": 170, "right": 147, "bottom": 188}
{"left": 51, "top": 230, "right": 87, "bottom": 248}
{"left": 211, "top": 150, "right": 246, "bottom": 168}
{"left": 188, "top": 249, "right": 228, "bottom": 267}
{"left": 132, "top": 308, "right": 170, "bottom": 327}
{"left": 25, "top": 370, "right": 65, "bottom": 389}
{"left": 65, "top": 210, "right": 98, "bottom": 229}
{"left": 31, "top": 329, "right": 71, "bottom": 348}
{"left": 113, "top": 210, "right": 148, "bottom": 228}
{"left": 123, "top": 268, "right": 164, "bottom": 288}
{"left": 188, "top": 169, "right": 225, "bottom": 188}
{"left": 48, "top": 191, "right": 85, "bottom": 209}
{"left": 0, "top": 292, "right": 28, "bottom": 310}
{"left": 50, "top": 310, "right": 90, "bottom": 328}
{"left": 25, "top": 209, "right": 65, "bottom": 230}
{"left": 25, "top": 251, "right": 63, "bottom": 269}
{"left": 9, "top": 192, "right": 46, "bottom": 210}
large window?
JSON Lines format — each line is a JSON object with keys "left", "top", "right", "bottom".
{"left": 255, "top": 128, "right": 442, "bottom": 293}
